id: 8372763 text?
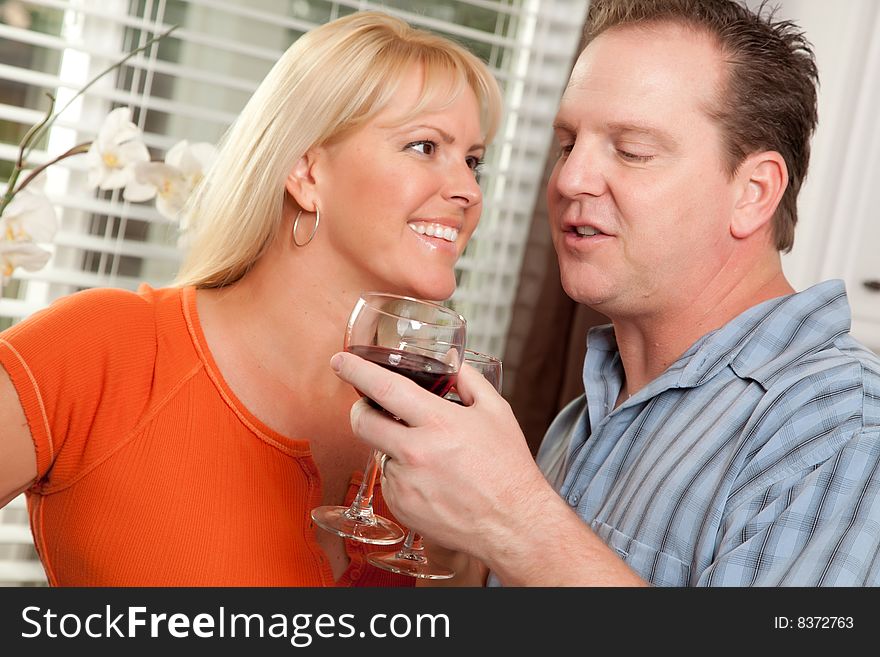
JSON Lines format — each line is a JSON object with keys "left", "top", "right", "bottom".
{"left": 773, "top": 616, "right": 853, "bottom": 629}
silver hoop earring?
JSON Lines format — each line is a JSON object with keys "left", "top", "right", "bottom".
{"left": 292, "top": 206, "right": 320, "bottom": 247}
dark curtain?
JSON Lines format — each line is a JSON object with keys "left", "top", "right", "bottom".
{"left": 502, "top": 139, "right": 608, "bottom": 455}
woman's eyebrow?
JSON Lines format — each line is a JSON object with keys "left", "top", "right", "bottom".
{"left": 396, "top": 123, "right": 486, "bottom": 153}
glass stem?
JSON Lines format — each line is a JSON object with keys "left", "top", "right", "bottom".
{"left": 397, "top": 531, "right": 426, "bottom": 562}
{"left": 344, "top": 448, "right": 382, "bottom": 523}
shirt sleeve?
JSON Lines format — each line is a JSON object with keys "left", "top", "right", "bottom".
{"left": 0, "top": 287, "right": 157, "bottom": 490}
{"left": 698, "top": 418, "right": 880, "bottom": 586}
{"left": 535, "top": 395, "right": 588, "bottom": 491}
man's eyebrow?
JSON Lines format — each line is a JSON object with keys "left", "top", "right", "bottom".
{"left": 608, "top": 122, "right": 677, "bottom": 147}
{"left": 552, "top": 118, "right": 575, "bottom": 133}
{"left": 552, "top": 119, "right": 677, "bottom": 151}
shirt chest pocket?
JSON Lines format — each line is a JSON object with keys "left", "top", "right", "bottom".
{"left": 592, "top": 521, "right": 691, "bottom": 587}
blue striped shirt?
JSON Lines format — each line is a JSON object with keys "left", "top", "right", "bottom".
{"left": 535, "top": 280, "right": 880, "bottom": 586}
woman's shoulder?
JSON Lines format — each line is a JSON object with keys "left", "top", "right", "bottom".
{"left": 5, "top": 284, "right": 181, "bottom": 340}
{"left": 0, "top": 285, "right": 190, "bottom": 378}
{"left": 46, "top": 283, "right": 176, "bottom": 318}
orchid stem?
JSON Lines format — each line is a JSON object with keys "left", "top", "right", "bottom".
{"left": 15, "top": 143, "right": 92, "bottom": 194}
{"left": 16, "top": 94, "right": 55, "bottom": 169}
{"left": 1, "top": 96, "right": 55, "bottom": 215}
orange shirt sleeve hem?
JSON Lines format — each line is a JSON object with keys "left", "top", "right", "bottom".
{"left": 0, "top": 338, "right": 54, "bottom": 482}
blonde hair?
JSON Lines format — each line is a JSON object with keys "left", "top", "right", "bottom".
{"left": 175, "top": 11, "right": 503, "bottom": 288}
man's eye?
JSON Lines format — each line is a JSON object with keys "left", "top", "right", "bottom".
{"left": 558, "top": 144, "right": 574, "bottom": 158}
{"left": 618, "top": 150, "right": 654, "bottom": 163}
{"left": 407, "top": 140, "right": 436, "bottom": 155}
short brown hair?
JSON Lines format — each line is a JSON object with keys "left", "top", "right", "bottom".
{"left": 585, "top": 0, "right": 818, "bottom": 252}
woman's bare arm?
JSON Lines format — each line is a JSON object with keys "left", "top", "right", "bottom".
{"left": 0, "top": 364, "right": 37, "bottom": 508}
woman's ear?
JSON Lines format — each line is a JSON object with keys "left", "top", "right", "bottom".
{"left": 730, "top": 150, "right": 788, "bottom": 240}
{"left": 284, "top": 148, "right": 321, "bottom": 212}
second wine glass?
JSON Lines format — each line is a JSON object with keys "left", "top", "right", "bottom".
{"left": 310, "top": 292, "right": 466, "bottom": 545}
{"left": 367, "top": 349, "right": 503, "bottom": 579}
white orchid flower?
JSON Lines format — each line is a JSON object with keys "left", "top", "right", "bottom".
{"left": 85, "top": 107, "right": 150, "bottom": 190}
{"left": 125, "top": 161, "right": 188, "bottom": 218}
{"left": 124, "top": 140, "right": 216, "bottom": 220}
{"left": 0, "top": 240, "right": 52, "bottom": 286}
{"left": 166, "top": 140, "right": 216, "bottom": 182}
{"left": 0, "top": 187, "right": 58, "bottom": 244}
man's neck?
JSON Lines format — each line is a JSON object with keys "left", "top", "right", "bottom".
{"left": 610, "top": 262, "right": 795, "bottom": 399}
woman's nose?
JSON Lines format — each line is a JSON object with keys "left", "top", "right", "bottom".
{"left": 443, "top": 161, "right": 482, "bottom": 208}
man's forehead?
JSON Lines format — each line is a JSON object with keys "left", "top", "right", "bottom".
{"left": 560, "top": 21, "right": 725, "bottom": 117}
{"left": 577, "top": 21, "right": 724, "bottom": 78}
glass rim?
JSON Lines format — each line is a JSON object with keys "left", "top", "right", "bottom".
{"left": 463, "top": 348, "right": 501, "bottom": 364}
{"left": 355, "top": 291, "right": 466, "bottom": 328}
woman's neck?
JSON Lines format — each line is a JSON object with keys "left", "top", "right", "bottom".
{"left": 197, "top": 219, "right": 361, "bottom": 401}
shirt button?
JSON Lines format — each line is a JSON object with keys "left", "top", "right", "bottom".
{"left": 567, "top": 493, "right": 579, "bottom": 506}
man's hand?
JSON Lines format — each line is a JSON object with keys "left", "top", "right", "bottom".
{"left": 330, "top": 351, "right": 647, "bottom": 586}
{"left": 330, "top": 351, "right": 547, "bottom": 560}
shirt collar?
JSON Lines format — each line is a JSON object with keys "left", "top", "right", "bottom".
{"left": 680, "top": 279, "right": 850, "bottom": 388}
{"left": 583, "top": 280, "right": 851, "bottom": 408}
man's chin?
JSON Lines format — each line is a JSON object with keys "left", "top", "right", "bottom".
{"left": 559, "top": 270, "right": 609, "bottom": 307}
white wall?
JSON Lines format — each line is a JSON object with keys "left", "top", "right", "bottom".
{"left": 773, "top": 0, "right": 880, "bottom": 352}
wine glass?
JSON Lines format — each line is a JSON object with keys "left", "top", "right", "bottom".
{"left": 311, "top": 292, "right": 466, "bottom": 545}
{"left": 445, "top": 349, "right": 503, "bottom": 404}
{"left": 367, "top": 349, "right": 503, "bottom": 579}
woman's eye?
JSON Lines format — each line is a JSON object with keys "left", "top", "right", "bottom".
{"left": 558, "top": 144, "right": 574, "bottom": 158}
{"left": 407, "top": 140, "right": 436, "bottom": 155}
{"left": 465, "top": 155, "right": 484, "bottom": 172}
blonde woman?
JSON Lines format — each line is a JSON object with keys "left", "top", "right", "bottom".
{"left": 0, "top": 11, "right": 502, "bottom": 586}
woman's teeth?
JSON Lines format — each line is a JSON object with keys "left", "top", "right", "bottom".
{"left": 408, "top": 222, "right": 459, "bottom": 242}
{"left": 575, "top": 226, "right": 602, "bottom": 236}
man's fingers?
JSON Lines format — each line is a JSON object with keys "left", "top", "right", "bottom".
{"left": 349, "top": 397, "right": 407, "bottom": 455}
{"left": 454, "top": 362, "right": 501, "bottom": 406}
{"left": 332, "top": 351, "right": 438, "bottom": 428}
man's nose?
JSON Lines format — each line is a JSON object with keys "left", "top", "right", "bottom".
{"left": 553, "top": 139, "right": 608, "bottom": 199}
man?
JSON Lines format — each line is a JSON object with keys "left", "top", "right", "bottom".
{"left": 330, "top": 0, "right": 880, "bottom": 586}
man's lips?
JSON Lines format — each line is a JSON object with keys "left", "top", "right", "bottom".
{"left": 573, "top": 225, "right": 605, "bottom": 237}
{"left": 562, "top": 222, "right": 610, "bottom": 237}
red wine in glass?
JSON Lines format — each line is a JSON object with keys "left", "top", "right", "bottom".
{"left": 347, "top": 345, "right": 457, "bottom": 406}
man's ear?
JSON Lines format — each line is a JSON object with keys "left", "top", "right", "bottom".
{"left": 284, "top": 148, "right": 321, "bottom": 212}
{"left": 731, "top": 151, "right": 788, "bottom": 240}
